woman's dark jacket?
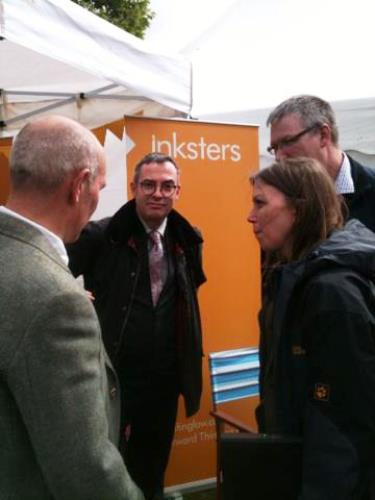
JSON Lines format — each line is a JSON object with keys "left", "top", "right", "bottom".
{"left": 258, "top": 219, "right": 375, "bottom": 499}
{"left": 67, "top": 199, "right": 206, "bottom": 417}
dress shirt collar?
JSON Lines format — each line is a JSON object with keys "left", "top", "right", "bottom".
{"left": 139, "top": 215, "right": 167, "bottom": 237}
{"left": 335, "top": 153, "right": 354, "bottom": 194}
{"left": 0, "top": 206, "right": 69, "bottom": 265}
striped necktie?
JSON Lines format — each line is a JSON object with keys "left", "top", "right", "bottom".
{"left": 149, "top": 230, "right": 164, "bottom": 306}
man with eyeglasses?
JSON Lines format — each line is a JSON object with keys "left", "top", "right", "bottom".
{"left": 67, "top": 152, "right": 206, "bottom": 500}
{"left": 267, "top": 95, "right": 375, "bottom": 231}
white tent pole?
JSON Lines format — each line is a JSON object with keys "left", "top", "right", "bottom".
{"left": 5, "top": 91, "right": 77, "bottom": 98}
{"left": 1, "top": 96, "right": 78, "bottom": 127}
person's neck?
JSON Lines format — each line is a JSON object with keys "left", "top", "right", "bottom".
{"left": 136, "top": 211, "right": 167, "bottom": 232}
{"left": 325, "top": 147, "right": 344, "bottom": 181}
{"left": 6, "top": 193, "right": 65, "bottom": 240}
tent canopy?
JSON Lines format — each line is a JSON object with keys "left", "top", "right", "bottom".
{"left": 145, "top": 0, "right": 375, "bottom": 161}
{"left": 180, "top": 0, "right": 375, "bottom": 117}
{"left": 0, "top": 0, "right": 192, "bottom": 137}
{"left": 198, "top": 96, "right": 375, "bottom": 166}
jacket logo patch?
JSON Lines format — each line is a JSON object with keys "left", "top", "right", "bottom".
{"left": 292, "top": 345, "right": 306, "bottom": 356}
{"left": 314, "top": 383, "right": 330, "bottom": 402}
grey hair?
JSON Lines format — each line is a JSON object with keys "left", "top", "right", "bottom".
{"left": 266, "top": 95, "right": 339, "bottom": 145}
{"left": 10, "top": 116, "right": 103, "bottom": 192}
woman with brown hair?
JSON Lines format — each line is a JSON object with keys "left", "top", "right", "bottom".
{"left": 248, "top": 157, "right": 375, "bottom": 499}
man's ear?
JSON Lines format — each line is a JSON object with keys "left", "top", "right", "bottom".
{"left": 130, "top": 181, "right": 136, "bottom": 197}
{"left": 320, "top": 124, "right": 331, "bottom": 147}
{"left": 174, "top": 185, "right": 181, "bottom": 200}
{"left": 69, "top": 168, "right": 91, "bottom": 205}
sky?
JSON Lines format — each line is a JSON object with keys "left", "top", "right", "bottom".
{"left": 145, "top": 0, "right": 375, "bottom": 117}
{"left": 146, "top": 0, "right": 236, "bottom": 52}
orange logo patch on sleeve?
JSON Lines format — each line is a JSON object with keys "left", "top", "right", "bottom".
{"left": 313, "top": 383, "right": 330, "bottom": 402}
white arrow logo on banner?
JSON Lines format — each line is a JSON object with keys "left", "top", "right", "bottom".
{"left": 126, "top": 133, "right": 136, "bottom": 155}
{"left": 91, "top": 127, "right": 128, "bottom": 220}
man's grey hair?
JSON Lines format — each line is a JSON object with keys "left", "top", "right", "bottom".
{"left": 266, "top": 95, "right": 339, "bottom": 145}
{"left": 10, "top": 116, "right": 102, "bottom": 192}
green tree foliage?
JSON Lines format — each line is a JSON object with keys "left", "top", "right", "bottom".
{"left": 74, "top": 0, "right": 154, "bottom": 39}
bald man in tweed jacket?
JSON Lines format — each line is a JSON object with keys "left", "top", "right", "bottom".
{"left": 0, "top": 116, "right": 143, "bottom": 500}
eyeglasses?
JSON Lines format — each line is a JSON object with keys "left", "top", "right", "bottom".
{"left": 138, "top": 180, "right": 178, "bottom": 198}
{"left": 267, "top": 124, "right": 319, "bottom": 155}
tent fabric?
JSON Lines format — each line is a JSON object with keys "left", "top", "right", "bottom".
{"left": 145, "top": 0, "right": 375, "bottom": 161}
{"left": 181, "top": 0, "right": 375, "bottom": 117}
{"left": 0, "top": 0, "right": 192, "bottom": 137}
{"left": 198, "top": 96, "right": 375, "bottom": 167}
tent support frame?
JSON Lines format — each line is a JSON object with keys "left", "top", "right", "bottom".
{"left": 0, "top": 84, "right": 152, "bottom": 128}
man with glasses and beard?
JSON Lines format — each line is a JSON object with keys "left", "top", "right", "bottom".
{"left": 67, "top": 152, "right": 206, "bottom": 500}
{"left": 266, "top": 95, "right": 375, "bottom": 232}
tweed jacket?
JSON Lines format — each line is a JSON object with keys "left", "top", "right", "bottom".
{"left": 0, "top": 212, "right": 144, "bottom": 500}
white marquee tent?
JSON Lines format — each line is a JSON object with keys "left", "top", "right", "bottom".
{"left": 147, "top": 0, "right": 375, "bottom": 165}
{"left": 176, "top": 0, "right": 375, "bottom": 115}
{"left": 2, "top": 0, "right": 375, "bottom": 167}
{"left": 197, "top": 97, "right": 375, "bottom": 168}
{"left": 0, "top": 0, "right": 192, "bottom": 138}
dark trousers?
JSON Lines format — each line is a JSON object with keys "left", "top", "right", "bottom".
{"left": 120, "top": 379, "right": 179, "bottom": 500}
